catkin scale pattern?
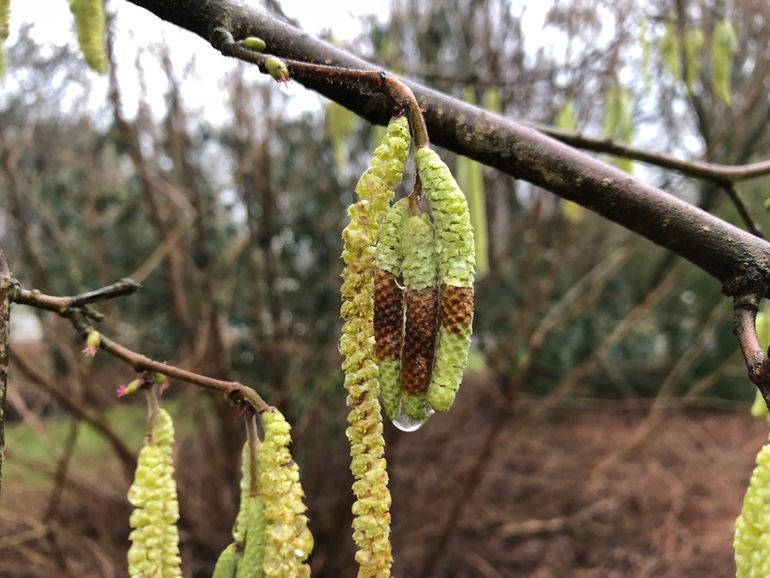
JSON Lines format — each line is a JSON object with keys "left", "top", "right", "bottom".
{"left": 213, "top": 410, "right": 312, "bottom": 578}
{"left": 127, "top": 409, "right": 182, "bottom": 578}
{"left": 259, "top": 409, "right": 313, "bottom": 578}
{"left": 69, "top": 0, "right": 107, "bottom": 73}
{"left": 735, "top": 434, "right": 770, "bottom": 578}
{"left": 340, "top": 116, "right": 410, "bottom": 577}
{"left": 415, "top": 146, "right": 476, "bottom": 413}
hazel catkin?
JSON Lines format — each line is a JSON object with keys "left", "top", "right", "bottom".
{"left": 127, "top": 409, "right": 181, "bottom": 578}
{"left": 258, "top": 408, "right": 313, "bottom": 578}
{"left": 735, "top": 434, "right": 770, "bottom": 578}
{"left": 69, "top": 0, "right": 107, "bottom": 73}
{"left": 415, "top": 146, "right": 475, "bottom": 413}
{"left": 400, "top": 203, "right": 439, "bottom": 421}
{"left": 340, "top": 116, "right": 410, "bottom": 577}
{"left": 374, "top": 197, "right": 410, "bottom": 421}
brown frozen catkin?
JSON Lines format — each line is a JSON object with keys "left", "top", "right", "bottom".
{"left": 374, "top": 197, "right": 410, "bottom": 421}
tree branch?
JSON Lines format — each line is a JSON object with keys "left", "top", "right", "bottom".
{"left": 0, "top": 248, "right": 11, "bottom": 495}
{"left": 126, "top": 0, "right": 770, "bottom": 297}
{"left": 733, "top": 292, "right": 770, "bottom": 409}
{"left": 528, "top": 122, "right": 770, "bottom": 185}
{"left": 10, "top": 280, "right": 269, "bottom": 413}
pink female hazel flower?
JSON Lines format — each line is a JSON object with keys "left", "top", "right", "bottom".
{"left": 82, "top": 330, "right": 101, "bottom": 357}
{"left": 154, "top": 373, "right": 170, "bottom": 396}
{"left": 117, "top": 378, "right": 142, "bottom": 398}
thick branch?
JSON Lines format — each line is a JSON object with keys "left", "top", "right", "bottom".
{"left": 125, "top": 0, "right": 770, "bottom": 297}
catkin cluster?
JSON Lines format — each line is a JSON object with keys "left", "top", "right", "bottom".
{"left": 340, "top": 116, "right": 410, "bottom": 577}
{"left": 213, "top": 409, "right": 312, "bottom": 578}
{"left": 735, "top": 434, "right": 770, "bottom": 578}
{"left": 373, "top": 146, "right": 476, "bottom": 423}
{"left": 127, "top": 409, "right": 182, "bottom": 578}
{"left": 69, "top": 0, "right": 107, "bottom": 73}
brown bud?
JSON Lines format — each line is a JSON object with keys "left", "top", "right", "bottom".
{"left": 440, "top": 285, "right": 474, "bottom": 334}
{"left": 374, "top": 269, "right": 404, "bottom": 361}
{"left": 402, "top": 288, "right": 439, "bottom": 394}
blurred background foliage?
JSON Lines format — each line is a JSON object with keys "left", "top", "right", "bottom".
{"left": 2, "top": 0, "right": 770, "bottom": 576}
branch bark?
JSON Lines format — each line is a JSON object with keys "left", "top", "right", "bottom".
{"left": 126, "top": 0, "right": 770, "bottom": 297}
{"left": 0, "top": 249, "right": 11, "bottom": 495}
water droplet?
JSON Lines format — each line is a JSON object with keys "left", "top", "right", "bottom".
{"left": 391, "top": 405, "right": 431, "bottom": 432}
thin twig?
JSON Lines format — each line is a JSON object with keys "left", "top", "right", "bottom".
{"left": 13, "top": 279, "right": 141, "bottom": 317}
{"left": 246, "top": 415, "right": 260, "bottom": 497}
{"left": 722, "top": 183, "right": 763, "bottom": 238}
{"left": 10, "top": 279, "right": 269, "bottom": 414}
{"left": 530, "top": 122, "right": 770, "bottom": 185}
{"left": 213, "top": 29, "right": 430, "bottom": 148}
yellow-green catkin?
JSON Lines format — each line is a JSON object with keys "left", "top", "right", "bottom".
{"left": 69, "top": 0, "right": 107, "bottom": 73}
{"left": 127, "top": 409, "right": 182, "bottom": 578}
{"left": 212, "top": 544, "right": 240, "bottom": 578}
{"left": 340, "top": 116, "right": 410, "bottom": 577}
{"left": 374, "top": 197, "right": 410, "bottom": 421}
{"left": 258, "top": 408, "right": 313, "bottom": 578}
{"left": 0, "top": 0, "right": 9, "bottom": 76}
{"left": 235, "top": 440, "right": 266, "bottom": 578}
{"left": 735, "top": 434, "right": 770, "bottom": 577}
{"left": 415, "top": 146, "right": 475, "bottom": 413}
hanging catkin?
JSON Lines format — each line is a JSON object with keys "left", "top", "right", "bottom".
{"left": 374, "top": 197, "right": 410, "bottom": 421}
{"left": 69, "top": 0, "right": 107, "bottom": 73}
{"left": 340, "top": 115, "right": 409, "bottom": 577}
{"left": 415, "top": 146, "right": 475, "bottom": 413}
{"left": 400, "top": 199, "right": 439, "bottom": 421}
{"left": 127, "top": 408, "right": 182, "bottom": 578}
{"left": 735, "top": 434, "right": 770, "bottom": 578}
{"left": 258, "top": 408, "right": 313, "bottom": 577}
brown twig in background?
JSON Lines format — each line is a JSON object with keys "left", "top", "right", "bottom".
{"left": 105, "top": 23, "right": 194, "bottom": 342}
{"left": 527, "top": 124, "right": 770, "bottom": 185}
{"left": 722, "top": 182, "right": 763, "bottom": 239}
{"left": 10, "top": 277, "right": 269, "bottom": 414}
